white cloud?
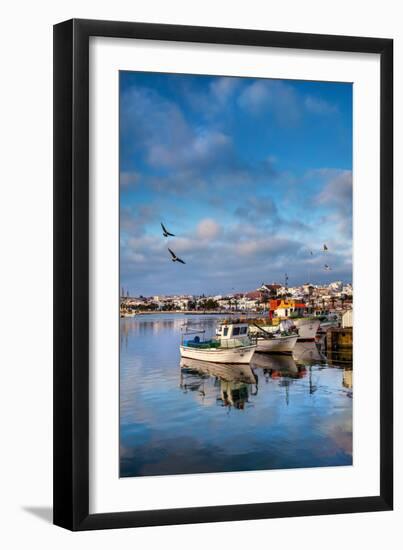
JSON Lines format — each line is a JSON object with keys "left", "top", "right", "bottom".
{"left": 317, "top": 170, "right": 352, "bottom": 210}
{"left": 238, "top": 80, "right": 270, "bottom": 112}
{"left": 235, "top": 237, "right": 299, "bottom": 258}
{"left": 121, "top": 84, "right": 236, "bottom": 174}
{"left": 196, "top": 218, "right": 221, "bottom": 240}
{"left": 305, "top": 95, "right": 337, "bottom": 115}
{"left": 147, "top": 128, "right": 232, "bottom": 170}
{"left": 316, "top": 169, "right": 352, "bottom": 239}
{"left": 235, "top": 195, "right": 278, "bottom": 221}
{"left": 210, "top": 76, "right": 240, "bottom": 102}
{"left": 170, "top": 236, "right": 207, "bottom": 253}
{"left": 238, "top": 80, "right": 301, "bottom": 124}
{"left": 120, "top": 205, "right": 158, "bottom": 235}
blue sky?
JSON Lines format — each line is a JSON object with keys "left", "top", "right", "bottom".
{"left": 120, "top": 71, "right": 352, "bottom": 296}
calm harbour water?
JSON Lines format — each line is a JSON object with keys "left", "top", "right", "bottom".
{"left": 120, "top": 314, "right": 352, "bottom": 477}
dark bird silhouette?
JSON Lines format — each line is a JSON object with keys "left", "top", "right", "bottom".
{"left": 324, "top": 264, "right": 332, "bottom": 271}
{"left": 323, "top": 243, "right": 328, "bottom": 251}
{"left": 161, "top": 222, "right": 175, "bottom": 237}
{"left": 168, "top": 248, "right": 185, "bottom": 264}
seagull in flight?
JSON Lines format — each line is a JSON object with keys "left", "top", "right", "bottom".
{"left": 324, "top": 264, "right": 332, "bottom": 271}
{"left": 161, "top": 222, "right": 175, "bottom": 237}
{"left": 168, "top": 248, "right": 185, "bottom": 264}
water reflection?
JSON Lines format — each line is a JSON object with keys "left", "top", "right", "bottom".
{"left": 180, "top": 358, "right": 258, "bottom": 410}
{"left": 120, "top": 314, "right": 353, "bottom": 477}
{"left": 293, "top": 341, "right": 327, "bottom": 365}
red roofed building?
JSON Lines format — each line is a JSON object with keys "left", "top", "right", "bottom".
{"left": 245, "top": 290, "right": 261, "bottom": 300}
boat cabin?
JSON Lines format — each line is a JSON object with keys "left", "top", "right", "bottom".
{"left": 219, "top": 322, "right": 249, "bottom": 340}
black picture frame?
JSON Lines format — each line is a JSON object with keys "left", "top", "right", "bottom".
{"left": 53, "top": 18, "right": 393, "bottom": 531}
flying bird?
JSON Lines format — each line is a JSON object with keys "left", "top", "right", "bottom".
{"left": 323, "top": 244, "right": 328, "bottom": 251}
{"left": 324, "top": 264, "right": 332, "bottom": 271}
{"left": 161, "top": 222, "right": 175, "bottom": 237}
{"left": 168, "top": 248, "right": 185, "bottom": 264}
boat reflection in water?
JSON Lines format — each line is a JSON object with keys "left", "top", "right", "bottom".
{"left": 179, "top": 344, "right": 353, "bottom": 411}
{"left": 252, "top": 351, "right": 301, "bottom": 375}
{"left": 180, "top": 352, "right": 311, "bottom": 409}
{"left": 251, "top": 352, "right": 308, "bottom": 405}
{"left": 293, "top": 342, "right": 352, "bottom": 395}
{"left": 293, "top": 341, "right": 327, "bottom": 365}
{"left": 180, "top": 358, "right": 258, "bottom": 410}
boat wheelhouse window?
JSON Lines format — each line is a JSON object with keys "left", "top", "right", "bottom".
{"left": 223, "top": 327, "right": 228, "bottom": 336}
{"left": 240, "top": 326, "right": 247, "bottom": 334}
{"left": 232, "top": 327, "right": 240, "bottom": 336}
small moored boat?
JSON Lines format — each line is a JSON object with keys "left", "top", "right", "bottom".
{"left": 255, "top": 333, "right": 299, "bottom": 353}
{"left": 252, "top": 320, "right": 299, "bottom": 354}
{"left": 292, "top": 318, "right": 320, "bottom": 341}
{"left": 180, "top": 322, "right": 256, "bottom": 364}
{"left": 248, "top": 317, "right": 319, "bottom": 342}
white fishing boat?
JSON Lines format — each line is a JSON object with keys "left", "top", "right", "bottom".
{"left": 255, "top": 333, "right": 299, "bottom": 353}
{"left": 248, "top": 317, "right": 319, "bottom": 341}
{"left": 180, "top": 322, "right": 256, "bottom": 364}
{"left": 252, "top": 320, "right": 298, "bottom": 354}
{"left": 292, "top": 318, "right": 320, "bottom": 341}
{"left": 250, "top": 320, "right": 298, "bottom": 353}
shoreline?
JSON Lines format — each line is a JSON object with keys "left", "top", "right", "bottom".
{"left": 121, "top": 310, "right": 243, "bottom": 316}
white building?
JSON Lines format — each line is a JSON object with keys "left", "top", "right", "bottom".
{"left": 342, "top": 284, "right": 353, "bottom": 296}
{"left": 237, "top": 297, "right": 259, "bottom": 311}
{"left": 342, "top": 309, "right": 353, "bottom": 328}
{"left": 328, "top": 281, "right": 343, "bottom": 292}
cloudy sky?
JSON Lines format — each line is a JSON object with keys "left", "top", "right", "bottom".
{"left": 120, "top": 71, "right": 352, "bottom": 296}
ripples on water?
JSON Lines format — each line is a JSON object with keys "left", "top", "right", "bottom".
{"left": 120, "top": 314, "right": 352, "bottom": 477}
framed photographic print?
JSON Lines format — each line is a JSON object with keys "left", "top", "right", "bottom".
{"left": 53, "top": 19, "right": 393, "bottom": 530}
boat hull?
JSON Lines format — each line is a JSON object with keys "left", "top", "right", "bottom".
{"left": 293, "top": 318, "right": 320, "bottom": 341}
{"left": 180, "top": 344, "right": 256, "bottom": 364}
{"left": 249, "top": 319, "right": 320, "bottom": 341}
{"left": 256, "top": 334, "right": 298, "bottom": 354}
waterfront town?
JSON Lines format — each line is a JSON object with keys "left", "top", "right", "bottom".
{"left": 120, "top": 280, "right": 352, "bottom": 317}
